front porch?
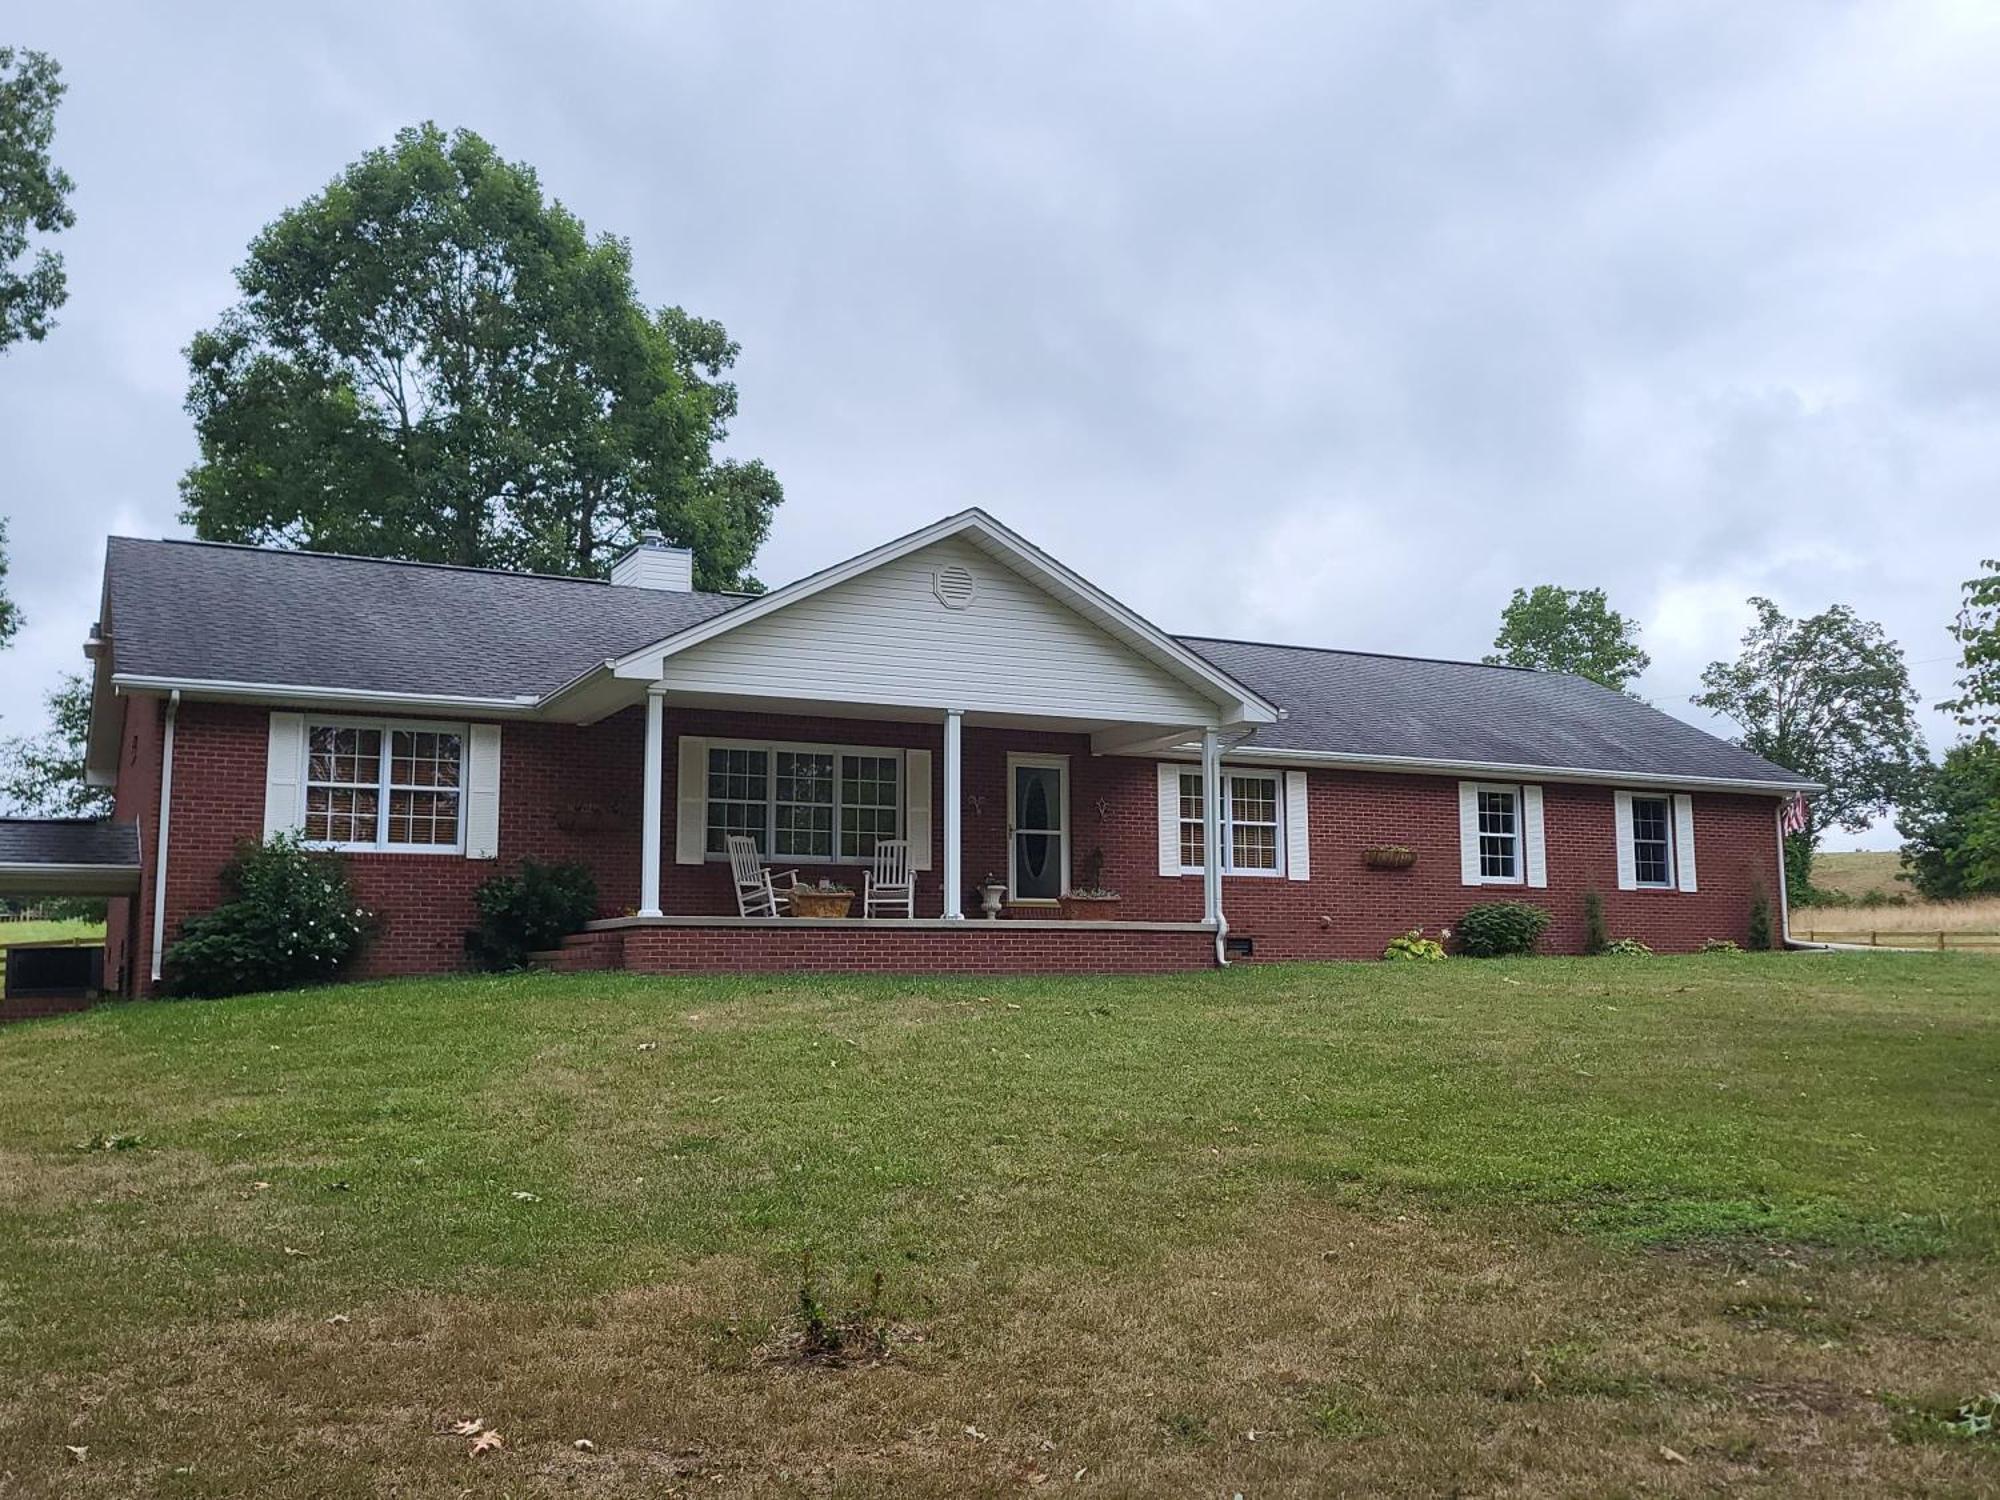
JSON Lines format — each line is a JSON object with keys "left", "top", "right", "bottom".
{"left": 546, "top": 914, "right": 1222, "bottom": 975}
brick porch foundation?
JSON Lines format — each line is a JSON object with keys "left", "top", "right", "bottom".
{"left": 548, "top": 917, "right": 1220, "bottom": 975}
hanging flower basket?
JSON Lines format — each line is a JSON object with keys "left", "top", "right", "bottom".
{"left": 1363, "top": 845, "right": 1418, "bottom": 871}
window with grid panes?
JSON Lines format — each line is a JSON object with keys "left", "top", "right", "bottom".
{"left": 304, "top": 721, "right": 462, "bottom": 849}
{"left": 704, "top": 741, "right": 901, "bottom": 861}
{"left": 1631, "top": 795, "right": 1673, "bottom": 886}
{"left": 1477, "top": 787, "right": 1518, "bottom": 880}
{"left": 1178, "top": 770, "right": 1282, "bottom": 875}
{"left": 840, "top": 754, "right": 900, "bottom": 858}
{"left": 705, "top": 746, "right": 770, "bottom": 854}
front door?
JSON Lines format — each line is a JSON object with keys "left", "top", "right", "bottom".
{"left": 1008, "top": 756, "right": 1068, "bottom": 903}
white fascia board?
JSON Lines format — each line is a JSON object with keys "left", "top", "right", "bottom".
{"left": 1130, "top": 742, "right": 1823, "bottom": 796}
{"left": 601, "top": 509, "right": 1279, "bottom": 724}
{"left": 112, "top": 674, "right": 542, "bottom": 718}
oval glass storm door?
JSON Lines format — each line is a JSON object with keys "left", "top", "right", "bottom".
{"left": 1009, "top": 760, "right": 1067, "bottom": 902}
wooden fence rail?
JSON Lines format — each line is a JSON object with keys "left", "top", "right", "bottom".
{"left": 1797, "top": 927, "right": 2000, "bottom": 951}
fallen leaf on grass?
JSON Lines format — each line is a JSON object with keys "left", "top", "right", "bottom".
{"left": 64, "top": 1445, "right": 87, "bottom": 1462}
{"left": 469, "top": 1429, "right": 505, "bottom": 1456}
{"left": 511, "top": 1191, "right": 541, "bottom": 1203}
{"left": 637, "top": 1042, "right": 658, "bottom": 1052}
{"left": 282, "top": 1246, "right": 310, "bottom": 1258}
{"left": 326, "top": 1313, "right": 350, "bottom": 1326}
{"left": 573, "top": 1438, "right": 596, "bottom": 1452}
{"left": 451, "top": 1418, "right": 485, "bottom": 1436}
{"left": 1660, "top": 1445, "right": 1689, "bottom": 1464}
{"left": 964, "top": 1424, "right": 987, "bottom": 1442}
{"left": 252, "top": 1181, "right": 272, "bottom": 1191}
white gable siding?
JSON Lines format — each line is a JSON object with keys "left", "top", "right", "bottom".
{"left": 660, "top": 537, "right": 1221, "bottom": 723}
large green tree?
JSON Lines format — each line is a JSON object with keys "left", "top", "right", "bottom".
{"left": 1483, "top": 584, "right": 1651, "bottom": 693}
{"left": 1939, "top": 558, "right": 2000, "bottom": 735}
{"left": 0, "top": 47, "right": 75, "bottom": 351}
{"left": 1693, "top": 598, "right": 1926, "bottom": 895}
{"left": 0, "top": 672, "right": 105, "bottom": 817}
{"left": 1898, "top": 739, "right": 2000, "bottom": 900}
{"left": 181, "top": 124, "right": 780, "bottom": 589}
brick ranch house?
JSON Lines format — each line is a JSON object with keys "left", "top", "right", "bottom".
{"left": 32, "top": 509, "right": 1813, "bottom": 990}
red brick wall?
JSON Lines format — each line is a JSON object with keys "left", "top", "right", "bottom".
{"left": 106, "top": 694, "right": 161, "bottom": 996}
{"left": 615, "top": 923, "right": 1214, "bottom": 975}
{"left": 132, "top": 699, "right": 1783, "bottom": 990}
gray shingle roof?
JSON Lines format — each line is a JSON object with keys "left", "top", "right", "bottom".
{"left": 99, "top": 536, "right": 1805, "bottom": 788}
{"left": 0, "top": 819, "right": 141, "bottom": 868}
{"left": 1179, "top": 637, "right": 1807, "bottom": 787}
{"left": 104, "top": 537, "right": 746, "bottom": 701}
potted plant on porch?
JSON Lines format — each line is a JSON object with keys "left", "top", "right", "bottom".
{"left": 790, "top": 879, "right": 855, "bottom": 919}
{"left": 1058, "top": 848, "right": 1122, "bottom": 920}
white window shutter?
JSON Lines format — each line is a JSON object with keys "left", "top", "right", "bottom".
{"left": 1673, "top": 793, "right": 1698, "bottom": 892}
{"left": 675, "top": 736, "right": 708, "bottom": 865}
{"left": 1457, "top": 782, "right": 1482, "bottom": 885}
{"left": 1285, "top": 770, "right": 1310, "bottom": 881}
{"left": 1523, "top": 784, "right": 1547, "bottom": 888}
{"left": 264, "top": 712, "right": 305, "bottom": 838}
{"left": 1157, "top": 763, "right": 1182, "bottom": 876}
{"left": 906, "top": 748, "right": 933, "bottom": 871}
{"left": 464, "top": 724, "right": 501, "bottom": 859}
{"left": 1613, "top": 791, "right": 1638, "bottom": 891}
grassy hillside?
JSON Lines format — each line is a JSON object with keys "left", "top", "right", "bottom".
{"left": 2, "top": 957, "right": 1997, "bottom": 1495}
{"left": 1813, "top": 850, "right": 1912, "bottom": 901}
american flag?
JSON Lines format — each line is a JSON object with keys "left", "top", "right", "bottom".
{"left": 1780, "top": 793, "right": 1810, "bottom": 835}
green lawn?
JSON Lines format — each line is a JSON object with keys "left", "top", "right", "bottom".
{"left": 0, "top": 917, "right": 104, "bottom": 951}
{"left": 2, "top": 955, "right": 1997, "bottom": 1495}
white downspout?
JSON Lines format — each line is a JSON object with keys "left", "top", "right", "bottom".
{"left": 1775, "top": 801, "right": 1793, "bottom": 949}
{"left": 1202, "top": 727, "right": 1228, "bottom": 965}
{"left": 149, "top": 690, "right": 179, "bottom": 986}
{"left": 942, "top": 709, "right": 964, "bottom": 919}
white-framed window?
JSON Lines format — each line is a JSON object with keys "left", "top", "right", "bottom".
{"left": 1630, "top": 794, "right": 1675, "bottom": 888}
{"left": 1474, "top": 784, "right": 1520, "bottom": 882}
{"left": 303, "top": 718, "right": 464, "bottom": 852}
{"left": 703, "top": 739, "right": 904, "bottom": 862}
{"left": 1178, "top": 770, "right": 1285, "bottom": 876}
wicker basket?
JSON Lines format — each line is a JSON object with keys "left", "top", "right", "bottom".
{"left": 1363, "top": 845, "right": 1418, "bottom": 871}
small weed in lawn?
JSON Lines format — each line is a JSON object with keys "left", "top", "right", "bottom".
{"left": 1157, "top": 1409, "right": 1213, "bottom": 1445}
{"left": 77, "top": 1131, "right": 142, "bottom": 1152}
{"left": 1307, "top": 1393, "right": 1380, "bottom": 1441}
{"left": 1888, "top": 1390, "right": 2000, "bottom": 1446}
{"left": 767, "top": 1254, "right": 895, "bottom": 1368}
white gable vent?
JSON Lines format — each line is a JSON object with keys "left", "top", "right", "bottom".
{"left": 933, "top": 563, "right": 976, "bottom": 610}
{"left": 611, "top": 532, "right": 694, "bottom": 592}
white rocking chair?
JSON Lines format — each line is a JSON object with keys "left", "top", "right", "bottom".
{"left": 726, "top": 835, "right": 798, "bottom": 918}
{"left": 862, "top": 839, "right": 914, "bottom": 919}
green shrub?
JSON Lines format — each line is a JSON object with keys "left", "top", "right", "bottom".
{"left": 1701, "top": 938, "right": 1743, "bottom": 954}
{"left": 162, "top": 833, "right": 371, "bottom": 998}
{"left": 1582, "top": 891, "right": 1608, "bottom": 955}
{"left": 1749, "top": 885, "right": 1775, "bottom": 951}
{"left": 466, "top": 859, "right": 598, "bottom": 970}
{"left": 1455, "top": 902, "right": 1551, "bottom": 958}
{"left": 1382, "top": 928, "right": 1447, "bottom": 961}
{"left": 1601, "top": 937, "right": 1653, "bottom": 956}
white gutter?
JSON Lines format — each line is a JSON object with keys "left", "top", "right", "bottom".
{"left": 1776, "top": 802, "right": 1794, "bottom": 949}
{"left": 149, "top": 690, "right": 178, "bottom": 985}
{"left": 1151, "top": 744, "right": 1821, "bottom": 797}
{"left": 113, "top": 674, "right": 539, "bottom": 717}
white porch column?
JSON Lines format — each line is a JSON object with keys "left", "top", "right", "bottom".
{"left": 1200, "top": 726, "right": 1223, "bottom": 927}
{"left": 639, "top": 686, "right": 666, "bottom": 917}
{"left": 942, "top": 708, "right": 964, "bottom": 919}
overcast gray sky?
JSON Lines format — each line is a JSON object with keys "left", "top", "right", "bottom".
{"left": 2, "top": 2, "right": 1992, "bottom": 847}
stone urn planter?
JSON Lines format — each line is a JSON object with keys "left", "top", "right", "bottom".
{"left": 790, "top": 885, "right": 855, "bottom": 919}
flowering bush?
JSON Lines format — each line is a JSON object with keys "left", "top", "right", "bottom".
{"left": 1383, "top": 928, "right": 1447, "bottom": 961}
{"left": 162, "top": 833, "right": 371, "bottom": 998}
